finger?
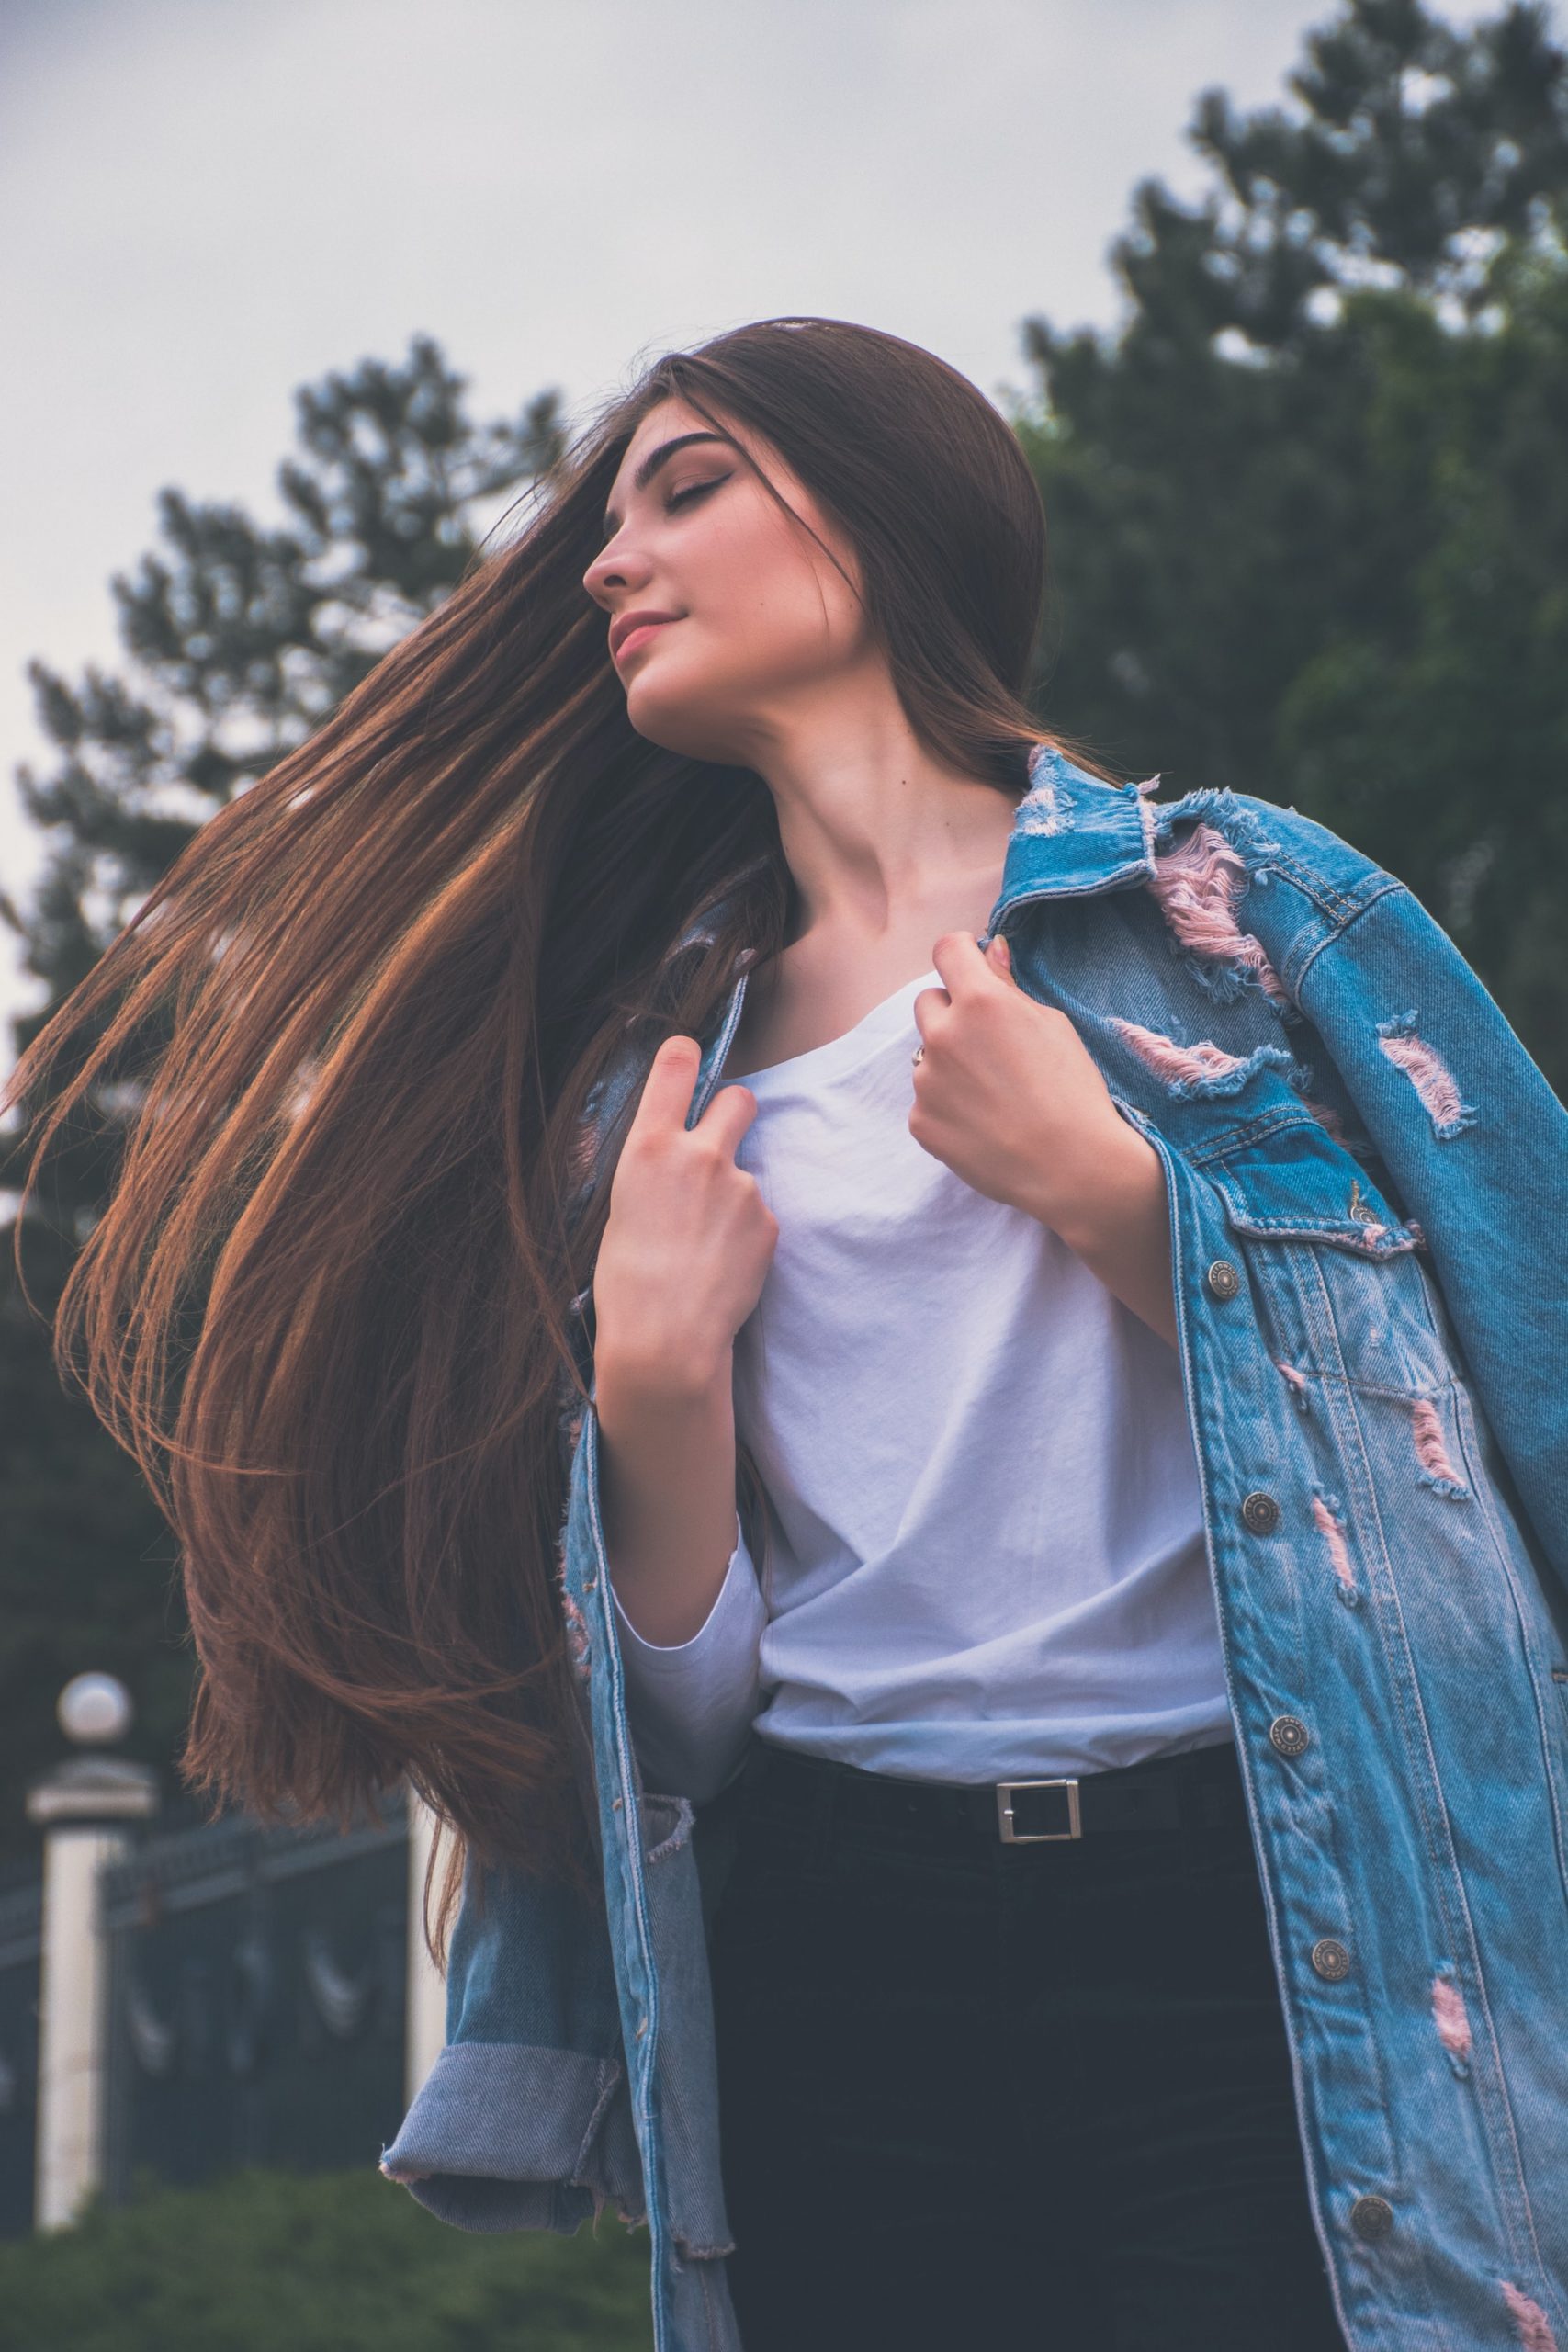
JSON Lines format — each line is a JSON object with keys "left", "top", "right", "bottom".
{"left": 929, "top": 928, "right": 991, "bottom": 998}
{"left": 695, "top": 1078, "right": 762, "bottom": 1154}
{"left": 986, "top": 932, "right": 1017, "bottom": 985}
{"left": 627, "top": 1034, "right": 705, "bottom": 1134}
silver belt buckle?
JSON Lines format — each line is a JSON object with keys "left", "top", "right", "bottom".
{"left": 997, "top": 1777, "right": 1082, "bottom": 1842}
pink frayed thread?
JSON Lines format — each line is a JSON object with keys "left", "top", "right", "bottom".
{"left": 561, "top": 1591, "right": 592, "bottom": 1683}
{"left": 1014, "top": 772, "right": 1067, "bottom": 838}
{"left": 1431, "top": 1973, "right": 1472, "bottom": 2064}
{"left": 1276, "top": 1361, "right": 1309, "bottom": 1398}
{"left": 1501, "top": 2282, "right": 1559, "bottom": 2352}
{"left": 1413, "top": 1399, "right": 1468, "bottom": 1496}
{"left": 1147, "top": 822, "right": 1289, "bottom": 1003}
{"left": 1113, "top": 1020, "right": 1248, "bottom": 1085}
{"left": 1299, "top": 1095, "right": 1348, "bottom": 1143}
{"left": 1134, "top": 774, "right": 1161, "bottom": 863}
{"left": 1312, "top": 1495, "right": 1356, "bottom": 1590}
{"left": 1377, "top": 1014, "right": 1477, "bottom": 1139}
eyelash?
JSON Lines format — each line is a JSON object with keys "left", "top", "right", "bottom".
{"left": 665, "top": 475, "right": 728, "bottom": 514}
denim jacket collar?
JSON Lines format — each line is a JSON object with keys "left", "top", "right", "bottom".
{"left": 984, "top": 745, "right": 1159, "bottom": 936}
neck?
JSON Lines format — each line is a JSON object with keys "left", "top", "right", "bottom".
{"left": 728, "top": 672, "right": 1022, "bottom": 958}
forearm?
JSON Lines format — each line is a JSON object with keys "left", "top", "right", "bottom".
{"left": 594, "top": 1346, "right": 749, "bottom": 1645}
{"left": 1032, "top": 1122, "right": 1179, "bottom": 1349}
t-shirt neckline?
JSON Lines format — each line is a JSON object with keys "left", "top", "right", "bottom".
{"left": 726, "top": 967, "right": 941, "bottom": 1089}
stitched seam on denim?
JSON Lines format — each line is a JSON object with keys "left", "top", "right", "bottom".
{"left": 581, "top": 1411, "right": 669, "bottom": 2286}
{"left": 1324, "top": 1368, "right": 1465, "bottom": 1405}
{"left": 1448, "top": 1385, "right": 1568, "bottom": 1952}
{"left": 1271, "top": 1241, "right": 1552, "bottom": 2321}
{"left": 1260, "top": 848, "right": 1397, "bottom": 931}
{"left": 1436, "top": 1398, "right": 1564, "bottom": 2286}
{"left": 1220, "top": 1223, "right": 1418, "bottom": 1260}
{"left": 1292, "top": 876, "right": 1410, "bottom": 995}
{"left": 1298, "top": 1248, "right": 1509, "bottom": 1925}
{"left": 569, "top": 2059, "right": 626, "bottom": 2187}
{"left": 1289, "top": 1253, "right": 1467, "bottom": 2097}
{"left": 1185, "top": 1106, "right": 1364, "bottom": 1167}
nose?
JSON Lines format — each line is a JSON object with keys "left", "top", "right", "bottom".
{"left": 582, "top": 530, "right": 654, "bottom": 607}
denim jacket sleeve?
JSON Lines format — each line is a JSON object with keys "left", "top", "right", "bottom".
{"left": 1241, "top": 801, "right": 1568, "bottom": 1599}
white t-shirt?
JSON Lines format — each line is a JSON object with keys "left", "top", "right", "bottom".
{"left": 612, "top": 967, "right": 1233, "bottom": 1803}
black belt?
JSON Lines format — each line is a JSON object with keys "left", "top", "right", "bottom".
{"left": 737, "top": 1733, "right": 1247, "bottom": 1843}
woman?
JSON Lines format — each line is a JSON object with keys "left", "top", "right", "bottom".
{"left": 7, "top": 319, "right": 1566, "bottom": 2352}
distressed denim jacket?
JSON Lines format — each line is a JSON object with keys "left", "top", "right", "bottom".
{"left": 383, "top": 749, "right": 1568, "bottom": 2352}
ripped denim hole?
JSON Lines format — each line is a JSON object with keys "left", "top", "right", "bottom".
{"left": 1111, "top": 1019, "right": 1304, "bottom": 1102}
{"left": 1013, "top": 742, "right": 1073, "bottom": 838}
{"left": 1431, "top": 1963, "right": 1473, "bottom": 2077}
{"left": 561, "top": 1591, "right": 592, "bottom": 1684}
{"left": 1145, "top": 820, "right": 1291, "bottom": 1010}
{"left": 1412, "top": 1398, "right": 1471, "bottom": 1499}
{"left": 1311, "top": 1491, "right": 1358, "bottom": 1600}
{"left": 1376, "top": 1011, "right": 1478, "bottom": 1141}
{"left": 1500, "top": 2281, "right": 1559, "bottom": 2352}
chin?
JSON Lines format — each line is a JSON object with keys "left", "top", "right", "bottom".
{"left": 624, "top": 671, "right": 751, "bottom": 766}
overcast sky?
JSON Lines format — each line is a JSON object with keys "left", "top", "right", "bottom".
{"left": 0, "top": 0, "right": 1516, "bottom": 1038}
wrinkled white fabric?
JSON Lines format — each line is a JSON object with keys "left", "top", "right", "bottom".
{"left": 612, "top": 967, "right": 1232, "bottom": 1803}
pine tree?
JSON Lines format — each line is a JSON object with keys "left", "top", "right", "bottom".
{"left": 1014, "top": 0, "right": 1568, "bottom": 1087}
{"left": 0, "top": 338, "right": 563, "bottom": 1848}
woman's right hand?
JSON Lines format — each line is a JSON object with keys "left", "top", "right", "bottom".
{"left": 592, "top": 1035, "right": 779, "bottom": 1397}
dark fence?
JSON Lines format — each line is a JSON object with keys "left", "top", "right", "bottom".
{"left": 0, "top": 1877, "right": 42, "bottom": 2239}
{"left": 99, "top": 1792, "right": 409, "bottom": 2202}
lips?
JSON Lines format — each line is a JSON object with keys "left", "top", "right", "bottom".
{"left": 616, "top": 621, "right": 671, "bottom": 662}
{"left": 610, "top": 611, "right": 681, "bottom": 661}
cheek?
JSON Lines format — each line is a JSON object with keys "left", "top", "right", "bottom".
{"left": 631, "top": 591, "right": 844, "bottom": 718}
{"left": 691, "top": 505, "right": 860, "bottom": 679}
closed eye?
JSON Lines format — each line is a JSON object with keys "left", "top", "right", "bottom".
{"left": 666, "top": 474, "right": 729, "bottom": 514}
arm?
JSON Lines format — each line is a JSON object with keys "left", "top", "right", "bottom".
{"left": 1293, "top": 878, "right": 1568, "bottom": 1593}
{"left": 596, "top": 1355, "right": 769, "bottom": 1803}
{"left": 596, "top": 1351, "right": 747, "bottom": 1646}
{"left": 583, "top": 1031, "right": 781, "bottom": 1797}
{"left": 1033, "top": 1119, "right": 1179, "bottom": 1349}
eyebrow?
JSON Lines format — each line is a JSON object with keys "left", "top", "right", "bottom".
{"left": 602, "top": 432, "right": 732, "bottom": 537}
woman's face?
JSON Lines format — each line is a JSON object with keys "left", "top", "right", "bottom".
{"left": 582, "top": 394, "right": 871, "bottom": 765}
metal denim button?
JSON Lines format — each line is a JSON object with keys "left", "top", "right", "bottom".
{"left": 1269, "top": 1715, "right": 1310, "bottom": 1757}
{"left": 1205, "top": 1258, "right": 1241, "bottom": 1300}
{"left": 1241, "top": 1490, "right": 1281, "bottom": 1534}
{"left": 1312, "top": 1937, "right": 1351, "bottom": 1981}
{"left": 1349, "top": 2194, "right": 1393, "bottom": 2243}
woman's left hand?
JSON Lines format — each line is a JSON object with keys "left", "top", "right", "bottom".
{"left": 909, "top": 931, "right": 1178, "bottom": 1343}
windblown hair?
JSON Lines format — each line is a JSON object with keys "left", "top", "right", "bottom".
{"left": 3, "top": 315, "right": 1120, "bottom": 1944}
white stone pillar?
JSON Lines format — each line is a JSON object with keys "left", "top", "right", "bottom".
{"left": 404, "top": 1786, "right": 447, "bottom": 2107}
{"left": 27, "top": 1756, "right": 157, "bottom": 2231}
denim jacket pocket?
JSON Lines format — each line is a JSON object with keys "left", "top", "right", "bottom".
{"left": 1198, "top": 1113, "right": 1417, "bottom": 1259}
{"left": 1195, "top": 1114, "right": 1459, "bottom": 1402}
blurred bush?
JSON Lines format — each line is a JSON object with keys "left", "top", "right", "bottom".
{"left": 0, "top": 2166, "right": 653, "bottom": 2352}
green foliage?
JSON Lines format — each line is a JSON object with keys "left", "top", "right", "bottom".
{"left": 0, "top": 2166, "right": 653, "bottom": 2352}
{"left": 6, "top": 334, "right": 565, "bottom": 1036}
{"left": 1011, "top": 0, "right": 1568, "bottom": 1091}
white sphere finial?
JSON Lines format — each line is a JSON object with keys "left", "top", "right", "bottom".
{"left": 57, "top": 1673, "right": 133, "bottom": 1747}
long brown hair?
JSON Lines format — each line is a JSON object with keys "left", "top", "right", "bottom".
{"left": 4, "top": 316, "right": 1122, "bottom": 1938}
